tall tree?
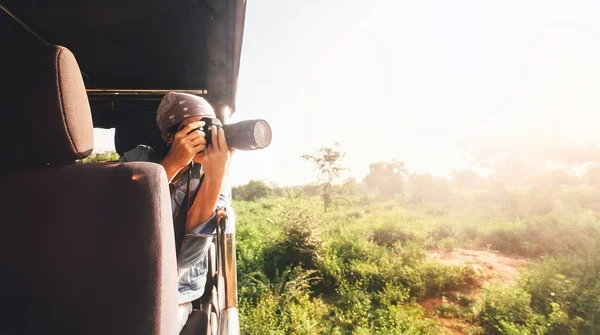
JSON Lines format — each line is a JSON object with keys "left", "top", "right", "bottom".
{"left": 232, "top": 180, "right": 272, "bottom": 201}
{"left": 409, "top": 173, "right": 450, "bottom": 203}
{"left": 363, "top": 160, "right": 408, "bottom": 197}
{"left": 449, "top": 169, "right": 487, "bottom": 190}
{"left": 302, "top": 143, "right": 347, "bottom": 211}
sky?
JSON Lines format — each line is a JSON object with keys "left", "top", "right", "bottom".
{"left": 94, "top": 0, "right": 600, "bottom": 186}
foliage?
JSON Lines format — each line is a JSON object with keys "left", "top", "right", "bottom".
{"left": 408, "top": 173, "right": 451, "bottom": 203}
{"left": 262, "top": 199, "right": 323, "bottom": 277}
{"left": 233, "top": 179, "right": 272, "bottom": 201}
{"left": 363, "top": 160, "right": 408, "bottom": 197}
{"left": 520, "top": 258, "right": 599, "bottom": 334}
{"left": 478, "top": 284, "right": 546, "bottom": 334}
{"left": 371, "top": 223, "right": 417, "bottom": 247}
{"left": 478, "top": 215, "right": 600, "bottom": 258}
{"left": 450, "top": 169, "right": 487, "bottom": 190}
{"left": 82, "top": 150, "right": 120, "bottom": 163}
{"left": 234, "top": 181, "right": 600, "bottom": 334}
{"left": 239, "top": 267, "right": 329, "bottom": 335}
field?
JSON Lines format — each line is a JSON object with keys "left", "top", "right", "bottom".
{"left": 234, "top": 184, "right": 600, "bottom": 334}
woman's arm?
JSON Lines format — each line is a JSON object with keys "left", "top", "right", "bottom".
{"left": 159, "top": 155, "right": 186, "bottom": 183}
{"left": 185, "top": 126, "right": 231, "bottom": 233}
{"left": 185, "top": 177, "right": 223, "bottom": 232}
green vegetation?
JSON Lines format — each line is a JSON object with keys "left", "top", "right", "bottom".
{"left": 82, "top": 150, "right": 120, "bottom": 163}
{"left": 235, "top": 175, "right": 600, "bottom": 334}
{"left": 233, "top": 180, "right": 272, "bottom": 201}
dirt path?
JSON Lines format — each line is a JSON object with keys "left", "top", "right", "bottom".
{"left": 420, "top": 248, "right": 529, "bottom": 334}
{"left": 427, "top": 248, "right": 528, "bottom": 285}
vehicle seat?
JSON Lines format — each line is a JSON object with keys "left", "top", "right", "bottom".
{"left": 0, "top": 45, "right": 178, "bottom": 335}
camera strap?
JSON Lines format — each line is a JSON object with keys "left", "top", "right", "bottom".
{"left": 173, "top": 162, "right": 204, "bottom": 254}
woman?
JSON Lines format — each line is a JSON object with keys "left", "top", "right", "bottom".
{"left": 120, "top": 92, "right": 235, "bottom": 333}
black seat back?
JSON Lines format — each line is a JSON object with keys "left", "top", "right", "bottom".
{"left": 0, "top": 45, "right": 178, "bottom": 335}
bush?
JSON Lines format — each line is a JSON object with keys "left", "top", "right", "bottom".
{"left": 371, "top": 223, "right": 417, "bottom": 247}
{"left": 346, "top": 209, "right": 365, "bottom": 219}
{"left": 520, "top": 258, "right": 599, "bottom": 334}
{"left": 429, "top": 224, "right": 455, "bottom": 240}
{"left": 334, "top": 280, "right": 373, "bottom": 330}
{"left": 233, "top": 180, "right": 272, "bottom": 201}
{"left": 239, "top": 268, "right": 329, "bottom": 335}
{"left": 439, "top": 237, "right": 457, "bottom": 251}
{"left": 373, "top": 304, "right": 440, "bottom": 334}
{"left": 479, "top": 229, "right": 526, "bottom": 255}
{"left": 479, "top": 217, "right": 600, "bottom": 258}
{"left": 478, "top": 284, "right": 546, "bottom": 334}
{"left": 263, "top": 200, "right": 323, "bottom": 278}
{"left": 417, "top": 262, "right": 478, "bottom": 298}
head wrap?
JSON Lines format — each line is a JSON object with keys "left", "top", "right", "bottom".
{"left": 156, "top": 92, "right": 216, "bottom": 141}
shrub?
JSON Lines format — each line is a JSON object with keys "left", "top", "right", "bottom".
{"left": 478, "top": 229, "right": 526, "bottom": 255}
{"left": 478, "top": 284, "right": 546, "bottom": 334}
{"left": 417, "top": 262, "right": 478, "bottom": 298}
{"left": 520, "top": 258, "right": 599, "bottom": 334}
{"left": 439, "top": 237, "right": 457, "bottom": 251}
{"left": 347, "top": 209, "right": 365, "bottom": 218}
{"left": 373, "top": 304, "right": 440, "bottom": 334}
{"left": 239, "top": 268, "right": 329, "bottom": 335}
{"left": 371, "top": 223, "right": 417, "bottom": 247}
{"left": 479, "top": 217, "right": 600, "bottom": 258}
{"left": 429, "top": 224, "right": 455, "bottom": 240}
{"left": 263, "top": 201, "right": 323, "bottom": 277}
{"left": 334, "top": 280, "right": 373, "bottom": 330}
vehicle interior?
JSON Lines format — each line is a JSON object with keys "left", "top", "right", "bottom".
{"left": 0, "top": 1, "right": 246, "bottom": 334}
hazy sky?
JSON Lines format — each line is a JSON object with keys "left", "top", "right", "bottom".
{"left": 94, "top": 0, "right": 600, "bottom": 186}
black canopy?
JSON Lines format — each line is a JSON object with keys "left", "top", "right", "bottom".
{"left": 1, "top": 0, "right": 246, "bottom": 130}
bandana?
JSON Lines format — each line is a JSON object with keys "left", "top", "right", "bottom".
{"left": 156, "top": 92, "right": 216, "bottom": 141}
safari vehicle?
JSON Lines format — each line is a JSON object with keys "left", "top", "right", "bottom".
{"left": 1, "top": 1, "right": 246, "bottom": 334}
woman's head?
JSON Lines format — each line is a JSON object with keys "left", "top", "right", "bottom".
{"left": 156, "top": 92, "right": 216, "bottom": 143}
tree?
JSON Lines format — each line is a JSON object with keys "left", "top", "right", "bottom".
{"left": 268, "top": 181, "right": 285, "bottom": 197}
{"left": 363, "top": 160, "right": 407, "bottom": 197}
{"left": 232, "top": 180, "right": 271, "bottom": 201}
{"left": 302, "top": 143, "right": 347, "bottom": 211}
{"left": 82, "top": 151, "right": 120, "bottom": 163}
{"left": 339, "top": 177, "right": 359, "bottom": 196}
{"left": 449, "top": 169, "right": 487, "bottom": 190}
{"left": 408, "top": 173, "right": 450, "bottom": 203}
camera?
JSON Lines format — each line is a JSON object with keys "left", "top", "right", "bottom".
{"left": 199, "top": 117, "right": 272, "bottom": 151}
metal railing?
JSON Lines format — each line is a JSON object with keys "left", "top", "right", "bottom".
{"left": 215, "top": 212, "right": 239, "bottom": 335}
{"left": 86, "top": 89, "right": 208, "bottom": 96}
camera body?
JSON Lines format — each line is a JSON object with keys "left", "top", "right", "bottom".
{"left": 200, "top": 117, "right": 223, "bottom": 147}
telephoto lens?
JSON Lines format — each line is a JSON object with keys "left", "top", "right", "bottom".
{"left": 223, "top": 119, "right": 272, "bottom": 150}
{"left": 202, "top": 118, "right": 272, "bottom": 151}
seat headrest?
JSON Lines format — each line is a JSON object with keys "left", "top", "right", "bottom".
{"left": 0, "top": 45, "right": 93, "bottom": 166}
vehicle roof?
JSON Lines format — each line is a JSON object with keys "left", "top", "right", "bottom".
{"left": 1, "top": 0, "right": 246, "bottom": 127}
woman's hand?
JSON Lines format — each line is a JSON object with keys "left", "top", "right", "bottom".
{"left": 197, "top": 126, "right": 231, "bottom": 183}
{"left": 160, "top": 121, "right": 206, "bottom": 182}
